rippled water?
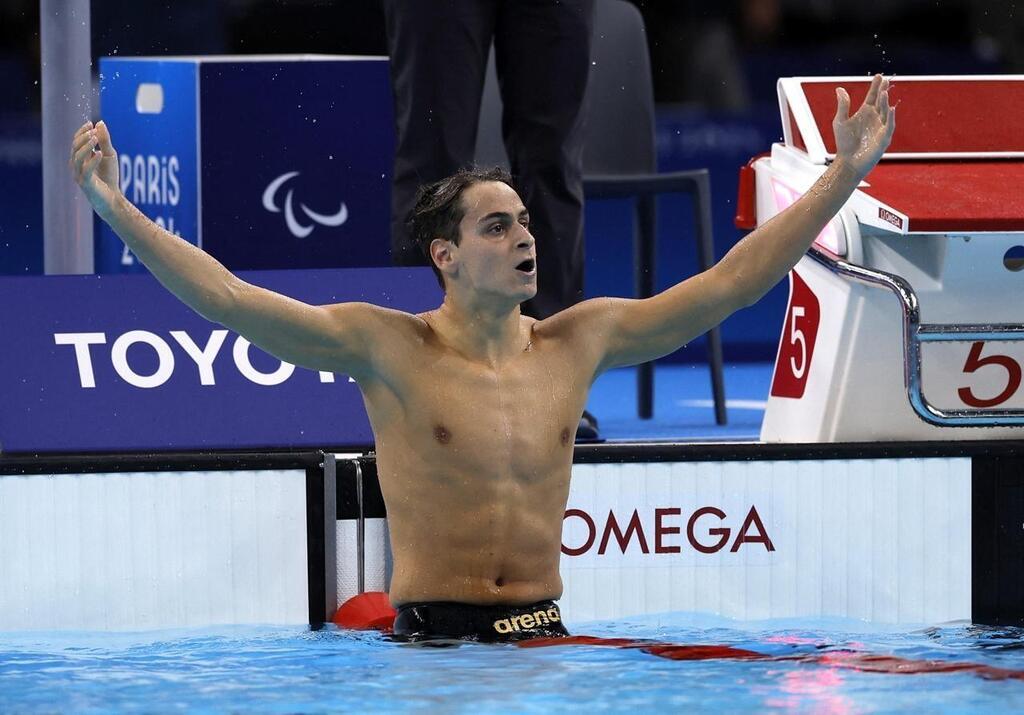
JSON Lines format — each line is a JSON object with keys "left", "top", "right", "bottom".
{"left": 2, "top": 613, "right": 1023, "bottom": 713}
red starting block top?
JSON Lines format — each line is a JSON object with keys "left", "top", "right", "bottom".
{"left": 778, "top": 76, "right": 1024, "bottom": 233}
{"left": 861, "top": 161, "right": 1024, "bottom": 233}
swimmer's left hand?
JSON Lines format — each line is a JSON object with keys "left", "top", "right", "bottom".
{"left": 70, "top": 120, "right": 120, "bottom": 216}
{"left": 90, "top": 120, "right": 121, "bottom": 194}
{"left": 832, "top": 74, "right": 896, "bottom": 179}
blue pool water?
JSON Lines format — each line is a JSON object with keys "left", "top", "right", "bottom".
{"left": 3, "top": 613, "right": 1023, "bottom": 713}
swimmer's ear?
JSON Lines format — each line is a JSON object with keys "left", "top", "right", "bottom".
{"left": 430, "top": 236, "right": 455, "bottom": 274}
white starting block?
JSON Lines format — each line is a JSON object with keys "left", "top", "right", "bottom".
{"left": 738, "top": 76, "right": 1024, "bottom": 442}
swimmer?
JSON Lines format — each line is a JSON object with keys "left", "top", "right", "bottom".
{"left": 71, "top": 75, "right": 895, "bottom": 643}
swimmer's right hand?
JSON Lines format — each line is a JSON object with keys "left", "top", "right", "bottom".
{"left": 70, "top": 120, "right": 120, "bottom": 214}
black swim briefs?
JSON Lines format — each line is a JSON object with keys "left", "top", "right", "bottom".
{"left": 392, "top": 600, "right": 570, "bottom": 643}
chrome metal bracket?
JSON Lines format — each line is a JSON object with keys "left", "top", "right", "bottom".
{"left": 807, "top": 246, "right": 1024, "bottom": 427}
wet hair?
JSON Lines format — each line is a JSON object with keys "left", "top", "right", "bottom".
{"left": 407, "top": 166, "right": 515, "bottom": 289}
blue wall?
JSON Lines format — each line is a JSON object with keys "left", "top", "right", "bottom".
{"left": 0, "top": 115, "right": 44, "bottom": 276}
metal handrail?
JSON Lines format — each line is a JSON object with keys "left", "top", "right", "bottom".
{"left": 806, "top": 246, "right": 1024, "bottom": 427}
{"left": 354, "top": 458, "right": 365, "bottom": 594}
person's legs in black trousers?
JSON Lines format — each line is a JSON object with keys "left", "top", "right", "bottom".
{"left": 494, "top": 0, "right": 595, "bottom": 320}
{"left": 382, "top": 0, "right": 498, "bottom": 266}
{"left": 495, "top": 0, "right": 598, "bottom": 440}
{"left": 384, "top": 0, "right": 599, "bottom": 439}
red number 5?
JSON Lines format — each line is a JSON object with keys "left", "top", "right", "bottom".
{"left": 957, "top": 341, "right": 1022, "bottom": 408}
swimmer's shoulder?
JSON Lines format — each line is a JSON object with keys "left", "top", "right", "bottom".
{"left": 530, "top": 298, "right": 617, "bottom": 343}
{"left": 324, "top": 305, "right": 433, "bottom": 384}
{"left": 320, "top": 302, "right": 433, "bottom": 348}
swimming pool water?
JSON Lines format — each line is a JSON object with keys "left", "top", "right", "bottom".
{"left": 2, "top": 613, "right": 1023, "bottom": 713}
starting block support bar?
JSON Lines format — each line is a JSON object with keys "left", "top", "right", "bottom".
{"left": 806, "top": 246, "right": 1024, "bottom": 428}
{"left": 917, "top": 325, "right": 1024, "bottom": 342}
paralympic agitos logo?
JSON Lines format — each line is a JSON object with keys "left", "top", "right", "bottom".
{"left": 262, "top": 171, "right": 349, "bottom": 238}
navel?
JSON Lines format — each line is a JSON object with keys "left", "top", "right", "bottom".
{"left": 560, "top": 427, "right": 571, "bottom": 446}
{"left": 433, "top": 424, "right": 452, "bottom": 445}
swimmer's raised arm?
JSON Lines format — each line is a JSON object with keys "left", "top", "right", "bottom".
{"left": 70, "top": 121, "right": 386, "bottom": 376}
{"left": 570, "top": 74, "right": 895, "bottom": 374}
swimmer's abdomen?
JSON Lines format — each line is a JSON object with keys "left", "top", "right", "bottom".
{"left": 380, "top": 457, "right": 570, "bottom": 607}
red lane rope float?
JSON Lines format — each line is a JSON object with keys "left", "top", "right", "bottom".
{"left": 642, "top": 644, "right": 764, "bottom": 661}
{"left": 333, "top": 592, "right": 396, "bottom": 631}
{"left": 519, "top": 636, "right": 1024, "bottom": 680}
{"left": 332, "top": 599, "right": 1024, "bottom": 681}
{"left": 519, "top": 636, "right": 761, "bottom": 661}
{"left": 795, "top": 651, "right": 1024, "bottom": 682}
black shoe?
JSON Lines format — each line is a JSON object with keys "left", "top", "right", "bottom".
{"left": 575, "top": 410, "right": 601, "bottom": 442}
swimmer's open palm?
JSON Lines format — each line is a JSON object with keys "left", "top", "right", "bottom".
{"left": 833, "top": 74, "right": 896, "bottom": 178}
{"left": 70, "top": 120, "right": 120, "bottom": 213}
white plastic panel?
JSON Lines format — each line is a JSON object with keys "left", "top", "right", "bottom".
{"left": 0, "top": 470, "right": 308, "bottom": 631}
{"left": 560, "top": 459, "right": 971, "bottom": 625}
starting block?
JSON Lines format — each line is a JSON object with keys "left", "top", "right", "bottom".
{"left": 738, "top": 76, "right": 1024, "bottom": 441}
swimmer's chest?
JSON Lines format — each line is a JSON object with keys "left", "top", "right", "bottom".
{"left": 404, "top": 350, "right": 584, "bottom": 458}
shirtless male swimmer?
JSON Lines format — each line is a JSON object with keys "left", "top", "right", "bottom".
{"left": 71, "top": 75, "right": 894, "bottom": 643}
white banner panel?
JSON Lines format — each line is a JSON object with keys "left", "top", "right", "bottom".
{"left": 560, "top": 458, "right": 971, "bottom": 625}
{"left": 0, "top": 469, "right": 308, "bottom": 630}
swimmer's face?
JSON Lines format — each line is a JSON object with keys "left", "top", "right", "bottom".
{"left": 435, "top": 181, "right": 538, "bottom": 301}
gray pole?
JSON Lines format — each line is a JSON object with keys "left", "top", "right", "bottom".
{"left": 41, "top": 0, "right": 95, "bottom": 274}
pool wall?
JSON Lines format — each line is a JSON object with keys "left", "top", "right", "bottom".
{"left": 0, "top": 452, "right": 335, "bottom": 631}
{"left": 336, "top": 441, "right": 1022, "bottom": 627}
{"left": 1, "top": 442, "right": 1021, "bottom": 631}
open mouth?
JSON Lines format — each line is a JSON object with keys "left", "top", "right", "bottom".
{"left": 515, "top": 258, "right": 536, "bottom": 274}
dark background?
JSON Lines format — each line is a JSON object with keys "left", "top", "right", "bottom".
{"left": 1, "top": 0, "right": 1018, "bottom": 360}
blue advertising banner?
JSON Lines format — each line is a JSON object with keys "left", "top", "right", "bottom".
{"left": 0, "top": 268, "right": 441, "bottom": 453}
{"left": 96, "top": 59, "right": 199, "bottom": 273}
{"left": 199, "top": 60, "right": 394, "bottom": 269}
{"left": 97, "top": 56, "right": 393, "bottom": 274}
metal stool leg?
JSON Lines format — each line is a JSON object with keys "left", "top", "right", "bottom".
{"left": 692, "top": 173, "right": 727, "bottom": 425}
{"left": 636, "top": 194, "right": 657, "bottom": 419}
